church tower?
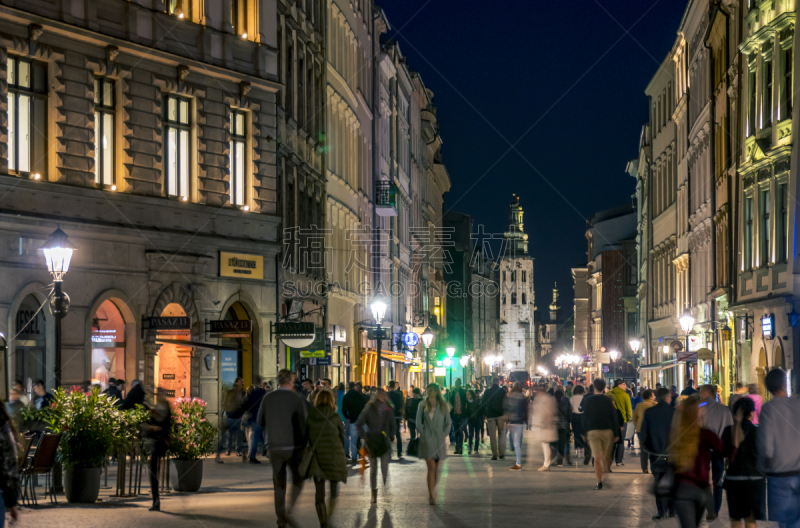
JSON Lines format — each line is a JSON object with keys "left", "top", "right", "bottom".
{"left": 498, "top": 195, "right": 536, "bottom": 376}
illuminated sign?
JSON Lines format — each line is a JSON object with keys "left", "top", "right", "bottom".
{"left": 434, "top": 367, "right": 446, "bottom": 377}
{"left": 403, "top": 332, "right": 419, "bottom": 348}
{"left": 761, "top": 313, "right": 775, "bottom": 340}
{"left": 300, "top": 349, "right": 325, "bottom": 358}
{"left": 219, "top": 252, "right": 264, "bottom": 279}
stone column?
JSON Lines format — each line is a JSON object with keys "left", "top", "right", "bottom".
{"left": 143, "top": 343, "right": 162, "bottom": 403}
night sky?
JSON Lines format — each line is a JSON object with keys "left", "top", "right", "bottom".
{"left": 380, "top": 0, "right": 687, "bottom": 316}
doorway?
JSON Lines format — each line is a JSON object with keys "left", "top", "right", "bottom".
{"left": 155, "top": 303, "right": 192, "bottom": 405}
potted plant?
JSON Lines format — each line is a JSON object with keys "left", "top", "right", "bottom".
{"left": 169, "top": 398, "right": 217, "bottom": 492}
{"left": 47, "top": 387, "right": 120, "bottom": 503}
{"left": 20, "top": 405, "right": 55, "bottom": 434}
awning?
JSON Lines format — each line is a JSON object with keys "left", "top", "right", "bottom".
{"left": 639, "top": 359, "right": 680, "bottom": 371}
{"left": 156, "top": 339, "right": 243, "bottom": 351}
{"left": 363, "top": 348, "right": 410, "bottom": 363}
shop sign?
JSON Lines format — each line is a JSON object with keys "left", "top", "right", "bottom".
{"left": 309, "top": 356, "right": 331, "bottom": 366}
{"left": 677, "top": 350, "right": 698, "bottom": 362}
{"left": 332, "top": 325, "right": 347, "bottom": 344}
{"left": 300, "top": 349, "right": 325, "bottom": 358}
{"left": 208, "top": 320, "right": 252, "bottom": 338}
{"left": 145, "top": 316, "right": 190, "bottom": 331}
{"left": 162, "top": 374, "right": 176, "bottom": 380}
{"left": 276, "top": 322, "right": 315, "bottom": 336}
{"left": 91, "top": 329, "right": 124, "bottom": 348}
{"left": 761, "top": 313, "right": 775, "bottom": 340}
{"left": 402, "top": 332, "right": 419, "bottom": 348}
{"left": 221, "top": 350, "right": 238, "bottom": 386}
{"left": 160, "top": 389, "right": 176, "bottom": 397}
{"left": 219, "top": 252, "right": 264, "bottom": 280}
{"left": 434, "top": 367, "right": 446, "bottom": 377}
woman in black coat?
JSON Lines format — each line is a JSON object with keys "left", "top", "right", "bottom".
{"left": 465, "top": 390, "right": 483, "bottom": 456}
{"left": 553, "top": 390, "right": 572, "bottom": 466}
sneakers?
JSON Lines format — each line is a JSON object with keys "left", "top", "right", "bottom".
{"left": 468, "top": 448, "right": 473, "bottom": 455}
{"left": 537, "top": 465, "right": 550, "bottom": 472}
{"left": 510, "top": 464, "right": 521, "bottom": 471}
{"left": 595, "top": 482, "right": 603, "bottom": 490}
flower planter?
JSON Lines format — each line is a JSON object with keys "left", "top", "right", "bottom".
{"left": 172, "top": 459, "right": 203, "bottom": 492}
{"left": 64, "top": 467, "right": 102, "bottom": 503}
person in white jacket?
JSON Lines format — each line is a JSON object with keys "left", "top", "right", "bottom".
{"left": 532, "top": 386, "right": 557, "bottom": 472}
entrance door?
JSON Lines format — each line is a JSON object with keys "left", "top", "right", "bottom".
{"left": 15, "top": 347, "right": 45, "bottom": 391}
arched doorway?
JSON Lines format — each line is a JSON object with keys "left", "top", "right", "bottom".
{"left": 220, "top": 301, "right": 254, "bottom": 388}
{"left": 155, "top": 303, "right": 192, "bottom": 404}
{"left": 14, "top": 294, "right": 48, "bottom": 393}
{"left": 90, "top": 300, "right": 127, "bottom": 390}
{"left": 774, "top": 344, "right": 784, "bottom": 369}
{"left": 756, "top": 347, "right": 768, "bottom": 399}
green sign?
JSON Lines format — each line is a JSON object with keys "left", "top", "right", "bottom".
{"left": 300, "top": 349, "right": 325, "bottom": 358}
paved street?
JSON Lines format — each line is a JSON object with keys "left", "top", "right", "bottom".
{"left": 16, "top": 428, "right": 779, "bottom": 528}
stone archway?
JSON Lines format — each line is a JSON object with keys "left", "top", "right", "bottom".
{"left": 151, "top": 283, "right": 201, "bottom": 335}
{"left": 86, "top": 289, "right": 138, "bottom": 390}
{"left": 7, "top": 282, "right": 56, "bottom": 394}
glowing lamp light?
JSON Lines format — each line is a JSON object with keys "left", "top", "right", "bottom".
{"left": 680, "top": 309, "right": 695, "bottom": 333}
{"left": 181, "top": 196, "right": 188, "bottom": 202}
{"left": 446, "top": 346, "right": 455, "bottom": 357}
{"left": 421, "top": 327, "right": 434, "bottom": 348}
{"left": 243, "top": 205, "right": 250, "bottom": 212}
{"left": 443, "top": 357, "right": 451, "bottom": 367}
{"left": 40, "top": 227, "right": 77, "bottom": 282}
{"left": 242, "top": 33, "right": 248, "bottom": 39}
{"left": 609, "top": 349, "right": 620, "bottom": 362}
{"left": 110, "top": 184, "right": 117, "bottom": 191}
{"left": 33, "top": 173, "right": 41, "bottom": 180}
{"left": 629, "top": 338, "right": 641, "bottom": 354}
{"left": 370, "top": 296, "right": 387, "bottom": 324}
{"left": 459, "top": 355, "right": 469, "bottom": 367}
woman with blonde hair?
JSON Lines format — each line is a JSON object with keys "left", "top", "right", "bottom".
{"left": 305, "top": 388, "right": 347, "bottom": 527}
{"left": 355, "top": 388, "right": 396, "bottom": 504}
{"left": 416, "top": 383, "right": 451, "bottom": 504}
{"left": 669, "top": 394, "right": 726, "bottom": 528}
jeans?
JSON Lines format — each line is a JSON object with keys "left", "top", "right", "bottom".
{"left": 149, "top": 442, "right": 167, "bottom": 503}
{"left": 556, "top": 428, "right": 569, "bottom": 459}
{"left": 467, "top": 421, "right": 480, "bottom": 452}
{"left": 486, "top": 417, "right": 506, "bottom": 457}
{"left": 369, "top": 451, "right": 390, "bottom": 490}
{"left": 767, "top": 474, "right": 800, "bottom": 528}
{"left": 509, "top": 424, "right": 523, "bottom": 466}
{"left": 270, "top": 449, "right": 305, "bottom": 527}
{"left": 614, "top": 423, "right": 627, "bottom": 463}
{"left": 452, "top": 415, "right": 466, "bottom": 452}
{"left": 248, "top": 425, "right": 264, "bottom": 459}
{"left": 675, "top": 480, "right": 707, "bottom": 528}
{"left": 395, "top": 418, "right": 403, "bottom": 457}
{"left": 651, "top": 458, "right": 675, "bottom": 517}
{"left": 343, "top": 420, "right": 350, "bottom": 457}
{"left": 348, "top": 423, "right": 359, "bottom": 460}
{"left": 708, "top": 452, "right": 725, "bottom": 516}
{"left": 218, "top": 417, "right": 242, "bottom": 454}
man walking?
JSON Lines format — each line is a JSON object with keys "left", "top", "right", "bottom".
{"left": 640, "top": 387, "right": 675, "bottom": 519}
{"left": 758, "top": 368, "right": 800, "bottom": 528}
{"left": 582, "top": 379, "right": 619, "bottom": 489}
{"left": 448, "top": 378, "right": 468, "bottom": 455}
{"left": 606, "top": 379, "right": 632, "bottom": 466}
{"left": 681, "top": 378, "right": 697, "bottom": 396}
{"left": 342, "top": 381, "right": 367, "bottom": 464}
{"left": 699, "top": 384, "right": 732, "bottom": 520}
{"left": 257, "top": 369, "right": 308, "bottom": 528}
{"left": 243, "top": 376, "right": 267, "bottom": 464}
{"left": 387, "top": 381, "right": 405, "bottom": 459}
{"left": 631, "top": 388, "right": 656, "bottom": 473}
{"left": 216, "top": 377, "right": 245, "bottom": 463}
{"left": 483, "top": 377, "right": 507, "bottom": 460}
{"left": 728, "top": 382, "right": 747, "bottom": 410}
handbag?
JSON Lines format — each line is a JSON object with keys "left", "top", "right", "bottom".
{"left": 406, "top": 437, "right": 419, "bottom": 457}
{"left": 654, "top": 463, "right": 677, "bottom": 499}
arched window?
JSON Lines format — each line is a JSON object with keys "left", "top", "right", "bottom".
{"left": 511, "top": 293, "right": 517, "bottom": 305}
{"left": 522, "top": 293, "right": 527, "bottom": 304}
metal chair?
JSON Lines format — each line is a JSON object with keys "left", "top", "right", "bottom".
{"left": 21, "top": 433, "right": 61, "bottom": 506}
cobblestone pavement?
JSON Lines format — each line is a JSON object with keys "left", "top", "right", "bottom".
{"left": 15, "top": 428, "right": 778, "bottom": 528}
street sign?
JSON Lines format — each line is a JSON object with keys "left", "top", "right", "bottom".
{"left": 670, "top": 340, "right": 684, "bottom": 352}
{"left": 677, "top": 350, "right": 697, "bottom": 362}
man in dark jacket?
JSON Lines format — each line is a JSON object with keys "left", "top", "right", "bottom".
{"left": 483, "top": 377, "right": 507, "bottom": 460}
{"left": 404, "top": 387, "right": 422, "bottom": 445}
{"left": 448, "top": 378, "right": 468, "bottom": 454}
{"left": 102, "top": 378, "right": 123, "bottom": 403}
{"left": 640, "top": 387, "right": 675, "bottom": 519}
{"left": 387, "top": 381, "right": 405, "bottom": 458}
{"left": 581, "top": 379, "right": 619, "bottom": 490}
{"left": 257, "top": 369, "right": 308, "bottom": 528}
{"left": 244, "top": 377, "right": 267, "bottom": 464}
{"left": 342, "top": 382, "right": 367, "bottom": 463}
{"left": 118, "top": 379, "right": 145, "bottom": 410}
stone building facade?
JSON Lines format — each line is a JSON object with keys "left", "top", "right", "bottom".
{"left": 0, "top": 0, "right": 281, "bottom": 424}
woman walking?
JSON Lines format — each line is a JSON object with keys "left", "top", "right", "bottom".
{"left": 505, "top": 382, "right": 528, "bottom": 470}
{"left": 569, "top": 385, "right": 586, "bottom": 462}
{"left": 416, "top": 384, "right": 451, "bottom": 505}
{"left": 532, "top": 385, "right": 557, "bottom": 471}
{"left": 554, "top": 389, "right": 572, "bottom": 466}
{"left": 0, "top": 398, "right": 20, "bottom": 527}
{"left": 306, "top": 389, "right": 348, "bottom": 527}
{"left": 669, "top": 394, "right": 726, "bottom": 528}
{"left": 356, "top": 388, "right": 396, "bottom": 504}
{"left": 143, "top": 389, "right": 171, "bottom": 512}
{"left": 465, "top": 389, "right": 482, "bottom": 456}
{"left": 721, "top": 397, "right": 764, "bottom": 528}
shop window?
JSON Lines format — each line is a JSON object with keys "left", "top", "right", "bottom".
{"left": 91, "top": 300, "right": 126, "bottom": 390}
{"left": 7, "top": 57, "right": 47, "bottom": 176}
{"left": 94, "top": 78, "right": 115, "bottom": 188}
{"left": 163, "top": 94, "right": 191, "bottom": 200}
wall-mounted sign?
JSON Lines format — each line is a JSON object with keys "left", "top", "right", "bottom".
{"left": 677, "top": 350, "right": 698, "bottom": 362}
{"left": 761, "top": 313, "right": 775, "bottom": 340}
{"left": 162, "top": 373, "right": 176, "bottom": 380}
{"left": 300, "top": 349, "right": 325, "bottom": 358}
{"left": 402, "top": 332, "right": 419, "bottom": 348}
{"left": 208, "top": 320, "right": 252, "bottom": 338}
{"left": 143, "top": 316, "right": 191, "bottom": 336}
{"left": 160, "top": 389, "right": 176, "bottom": 398}
{"left": 221, "top": 350, "right": 239, "bottom": 387}
{"left": 220, "top": 252, "right": 264, "bottom": 279}
{"left": 332, "top": 325, "right": 347, "bottom": 344}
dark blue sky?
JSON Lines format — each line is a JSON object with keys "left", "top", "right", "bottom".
{"left": 380, "top": 0, "right": 687, "bottom": 313}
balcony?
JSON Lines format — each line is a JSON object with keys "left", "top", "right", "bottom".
{"left": 375, "top": 180, "right": 398, "bottom": 217}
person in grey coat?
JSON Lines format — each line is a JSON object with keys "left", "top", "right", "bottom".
{"left": 355, "top": 388, "right": 396, "bottom": 504}
{"left": 416, "top": 383, "right": 452, "bottom": 505}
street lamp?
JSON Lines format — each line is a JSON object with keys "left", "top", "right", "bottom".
{"left": 40, "top": 227, "right": 76, "bottom": 389}
{"left": 421, "top": 327, "right": 434, "bottom": 386}
{"left": 629, "top": 337, "right": 641, "bottom": 355}
{"left": 459, "top": 355, "right": 469, "bottom": 384}
{"left": 446, "top": 347, "right": 455, "bottom": 388}
{"left": 370, "top": 296, "right": 388, "bottom": 387}
{"left": 609, "top": 349, "right": 620, "bottom": 381}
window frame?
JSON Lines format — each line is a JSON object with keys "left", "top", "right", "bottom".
{"left": 94, "top": 77, "right": 116, "bottom": 188}
{"left": 7, "top": 56, "right": 48, "bottom": 177}
{"left": 759, "top": 186, "right": 771, "bottom": 266}
{"left": 229, "top": 108, "right": 247, "bottom": 207}
{"left": 163, "top": 94, "right": 192, "bottom": 200}
{"left": 744, "top": 193, "right": 754, "bottom": 270}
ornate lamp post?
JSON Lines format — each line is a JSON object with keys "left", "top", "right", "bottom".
{"left": 446, "top": 346, "right": 455, "bottom": 388}
{"left": 421, "top": 326, "right": 434, "bottom": 387}
{"left": 370, "top": 296, "right": 387, "bottom": 388}
{"left": 40, "top": 227, "right": 76, "bottom": 389}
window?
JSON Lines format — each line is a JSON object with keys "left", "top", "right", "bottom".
{"left": 94, "top": 78, "right": 115, "bottom": 187}
{"left": 166, "top": 0, "right": 191, "bottom": 18}
{"left": 782, "top": 47, "right": 793, "bottom": 120}
{"left": 511, "top": 293, "right": 516, "bottom": 305}
{"left": 778, "top": 182, "right": 789, "bottom": 262}
{"left": 229, "top": 109, "right": 246, "bottom": 206}
{"left": 511, "top": 271, "right": 516, "bottom": 282}
{"left": 503, "top": 271, "right": 506, "bottom": 282}
{"left": 744, "top": 195, "right": 754, "bottom": 269}
{"left": 627, "top": 312, "right": 638, "bottom": 338}
{"left": 232, "top": 0, "right": 249, "bottom": 38}
{"left": 760, "top": 187, "right": 771, "bottom": 265}
{"left": 522, "top": 293, "right": 527, "bottom": 305}
{"left": 749, "top": 70, "right": 757, "bottom": 136}
{"left": 7, "top": 57, "right": 47, "bottom": 176}
{"left": 764, "top": 60, "right": 773, "bottom": 127}
{"left": 522, "top": 270, "right": 526, "bottom": 282}
{"left": 163, "top": 94, "right": 191, "bottom": 200}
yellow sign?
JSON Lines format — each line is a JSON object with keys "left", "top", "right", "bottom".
{"left": 300, "top": 350, "right": 325, "bottom": 358}
{"left": 220, "top": 252, "right": 264, "bottom": 280}
{"left": 410, "top": 363, "right": 422, "bottom": 373}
